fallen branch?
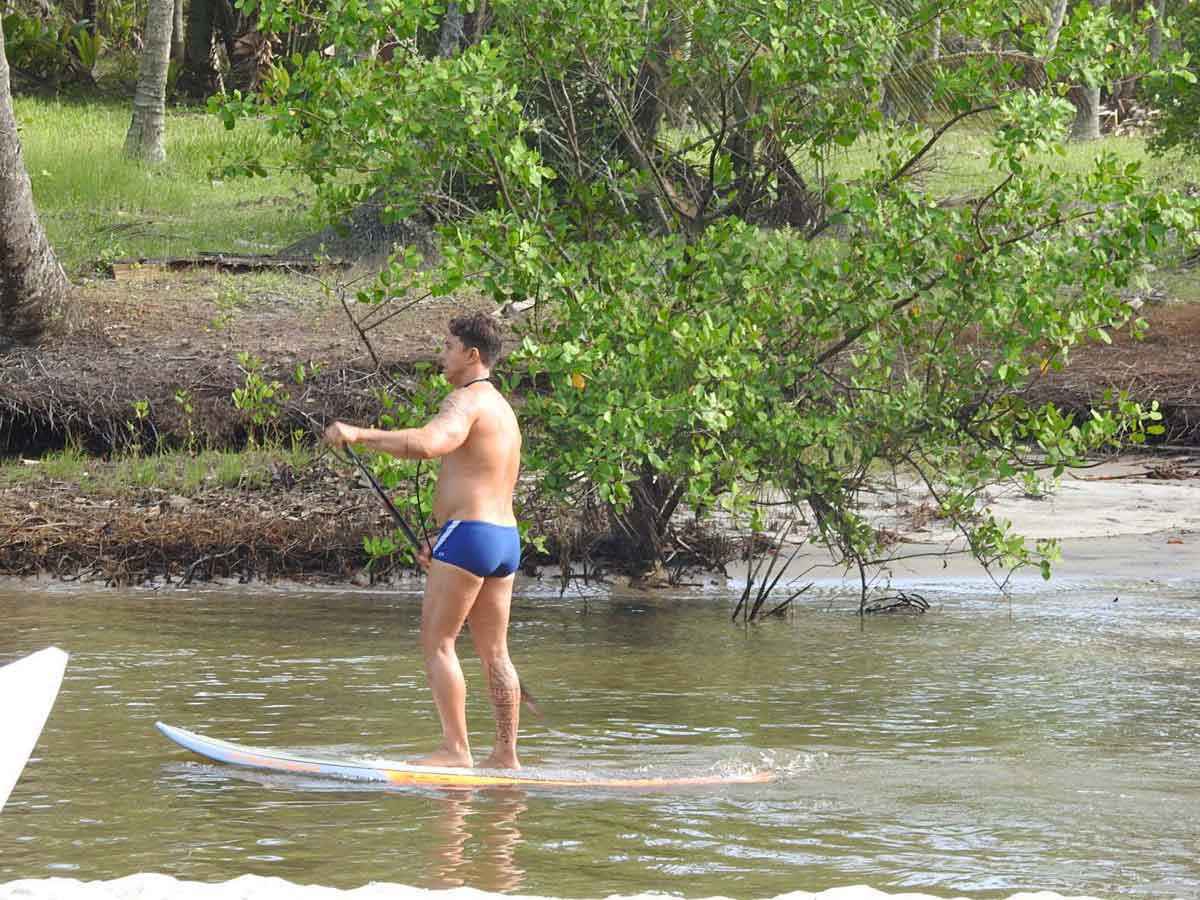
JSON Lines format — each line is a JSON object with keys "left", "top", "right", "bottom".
{"left": 109, "top": 253, "right": 348, "bottom": 280}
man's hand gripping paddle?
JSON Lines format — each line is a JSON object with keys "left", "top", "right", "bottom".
{"left": 335, "top": 444, "right": 542, "bottom": 720}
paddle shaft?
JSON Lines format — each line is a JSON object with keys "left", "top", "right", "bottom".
{"left": 340, "top": 444, "right": 424, "bottom": 552}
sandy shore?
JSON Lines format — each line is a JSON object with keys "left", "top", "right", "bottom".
{"left": 771, "top": 455, "right": 1199, "bottom": 585}
{"left": 0, "top": 874, "right": 1108, "bottom": 900}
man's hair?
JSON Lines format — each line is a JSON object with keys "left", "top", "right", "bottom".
{"left": 449, "top": 312, "right": 503, "bottom": 367}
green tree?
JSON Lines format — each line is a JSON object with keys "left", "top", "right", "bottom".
{"left": 227, "top": 0, "right": 1195, "bottom": 579}
{"left": 1149, "top": 1, "right": 1200, "bottom": 156}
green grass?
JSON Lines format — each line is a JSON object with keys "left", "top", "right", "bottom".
{"left": 16, "top": 97, "right": 317, "bottom": 273}
{"left": 0, "top": 445, "right": 315, "bottom": 497}
{"left": 666, "top": 121, "right": 1200, "bottom": 197}
{"left": 865, "top": 129, "right": 1200, "bottom": 197}
{"left": 810, "top": 127, "right": 1200, "bottom": 197}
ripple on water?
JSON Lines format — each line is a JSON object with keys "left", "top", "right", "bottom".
{"left": 2, "top": 583, "right": 1198, "bottom": 897}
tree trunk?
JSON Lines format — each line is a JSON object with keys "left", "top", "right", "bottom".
{"left": 83, "top": 0, "right": 98, "bottom": 34}
{"left": 632, "top": 11, "right": 684, "bottom": 147}
{"left": 124, "top": 0, "right": 174, "bottom": 163}
{"left": 1069, "top": 84, "right": 1102, "bottom": 140}
{"left": 172, "top": 0, "right": 185, "bottom": 63}
{"left": 179, "top": 0, "right": 223, "bottom": 98}
{"left": 1063, "top": 0, "right": 1106, "bottom": 141}
{"left": 611, "top": 470, "right": 686, "bottom": 570}
{"left": 0, "top": 18, "right": 70, "bottom": 348}
{"left": 466, "top": 0, "right": 490, "bottom": 45}
{"left": 438, "top": 2, "right": 466, "bottom": 57}
{"left": 1149, "top": 0, "right": 1166, "bottom": 61}
{"left": 1046, "top": 0, "right": 1070, "bottom": 53}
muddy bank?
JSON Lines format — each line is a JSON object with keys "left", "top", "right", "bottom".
{"left": 2, "top": 452, "right": 1196, "bottom": 588}
{"left": 1023, "top": 301, "right": 1200, "bottom": 445}
{"left": 0, "top": 272, "right": 497, "bottom": 457}
{"left": 0, "top": 456, "right": 408, "bottom": 585}
{"left": 3, "top": 273, "right": 1200, "bottom": 457}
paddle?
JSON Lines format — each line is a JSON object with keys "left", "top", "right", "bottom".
{"left": 337, "top": 444, "right": 424, "bottom": 553}
{"left": 334, "top": 443, "right": 542, "bottom": 719}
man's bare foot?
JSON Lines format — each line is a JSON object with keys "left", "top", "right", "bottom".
{"left": 411, "top": 748, "right": 474, "bottom": 768}
{"left": 477, "top": 752, "right": 521, "bottom": 770}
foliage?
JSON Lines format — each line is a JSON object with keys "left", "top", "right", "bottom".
{"left": 232, "top": 352, "right": 284, "bottom": 441}
{"left": 2, "top": 9, "right": 95, "bottom": 83}
{"left": 225, "top": 0, "right": 1198, "bottom": 581}
{"left": 0, "top": 0, "right": 153, "bottom": 84}
{"left": 90, "top": 0, "right": 147, "bottom": 50}
{"left": 358, "top": 369, "right": 444, "bottom": 571}
{"left": 1148, "top": 3, "right": 1200, "bottom": 156}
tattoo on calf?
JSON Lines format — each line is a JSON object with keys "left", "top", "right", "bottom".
{"left": 487, "top": 659, "right": 520, "bottom": 748}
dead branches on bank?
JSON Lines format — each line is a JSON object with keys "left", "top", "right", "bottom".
{"left": 0, "top": 460, "right": 404, "bottom": 586}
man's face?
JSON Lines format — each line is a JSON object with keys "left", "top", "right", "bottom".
{"left": 439, "top": 334, "right": 477, "bottom": 380}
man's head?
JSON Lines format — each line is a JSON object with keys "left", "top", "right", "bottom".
{"left": 441, "top": 312, "right": 502, "bottom": 382}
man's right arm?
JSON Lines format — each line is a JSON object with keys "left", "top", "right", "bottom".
{"left": 324, "top": 393, "right": 474, "bottom": 460}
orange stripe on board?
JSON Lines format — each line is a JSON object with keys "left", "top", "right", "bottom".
{"left": 382, "top": 769, "right": 775, "bottom": 788}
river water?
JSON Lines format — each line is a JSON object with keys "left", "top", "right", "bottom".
{"left": 1, "top": 577, "right": 1198, "bottom": 898}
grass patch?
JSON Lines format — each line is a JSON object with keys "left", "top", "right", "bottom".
{"left": 0, "top": 445, "right": 315, "bottom": 498}
{"left": 816, "top": 127, "right": 1200, "bottom": 196}
{"left": 666, "top": 121, "right": 1200, "bottom": 197}
{"left": 16, "top": 97, "right": 317, "bottom": 273}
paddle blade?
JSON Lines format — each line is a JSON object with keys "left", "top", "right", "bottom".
{"left": 519, "top": 682, "right": 542, "bottom": 719}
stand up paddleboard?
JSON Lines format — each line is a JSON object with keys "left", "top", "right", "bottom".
{"left": 1, "top": 647, "right": 69, "bottom": 811}
{"left": 156, "top": 722, "right": 773, "bottom": 789}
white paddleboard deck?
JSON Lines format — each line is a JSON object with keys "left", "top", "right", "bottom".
{"left": 157, "top": 722, "right": 774, "bottom": 789}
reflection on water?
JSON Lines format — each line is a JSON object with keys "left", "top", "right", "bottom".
{"left": 426, "top": 789, "right": 526, "bottom": 892}
{"left": 1, "top": 578, "right": 1199, "bottom": 897}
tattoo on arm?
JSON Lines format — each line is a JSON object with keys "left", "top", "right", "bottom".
{"left": 424, "top": 392, "right": 473, "bottom": 456}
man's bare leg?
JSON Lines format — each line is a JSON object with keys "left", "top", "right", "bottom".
{"left": 415, "top": 560, "right": 484, "bottom": 768}
{"left": 467, "top": 574, "right": 521, "bottom": 769}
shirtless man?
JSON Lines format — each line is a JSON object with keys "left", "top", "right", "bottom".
{"left": 323, "top": 312, "right": 523, "bottom": 769}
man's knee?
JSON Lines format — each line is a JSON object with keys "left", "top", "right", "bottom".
{"left": 422, "top": 632, "right": 459, "bottom": 662}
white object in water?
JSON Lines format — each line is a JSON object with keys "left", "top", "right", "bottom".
{"left": 0, "top": 646, "right": 69, "bottom": 811}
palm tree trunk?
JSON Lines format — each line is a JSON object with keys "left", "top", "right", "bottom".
{"left": 83, "top": 0, "right": 99, "bottom": 34}
{"left": 1060, "top": 0, "right": 1107, "bottom": 141}
{"left": 172, "top": 0, "right": 185, "bottom": 63}
{"left": 0, "top": 18, "right": 69, "bottom": 348}
{"left": 124, "top": 0, "right": 174, "bottom": 163}
{"left": 180, "top": 0, "right": 223, "bottom": 97}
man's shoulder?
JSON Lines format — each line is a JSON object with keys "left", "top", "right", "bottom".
{"left": 445, "top": 384, "right": 509, "bottom": 420}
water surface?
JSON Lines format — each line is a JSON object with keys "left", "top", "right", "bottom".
{"left": 1, "top": 577, "right": 1198, "bottom": 897}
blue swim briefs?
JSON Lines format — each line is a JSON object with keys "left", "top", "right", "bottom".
{"left": 431, "top": 519, "right": 521, "bottom": 578}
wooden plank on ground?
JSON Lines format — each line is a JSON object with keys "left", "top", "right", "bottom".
{"left": 110, "top": 254, "right": 348, "bottom": 280}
